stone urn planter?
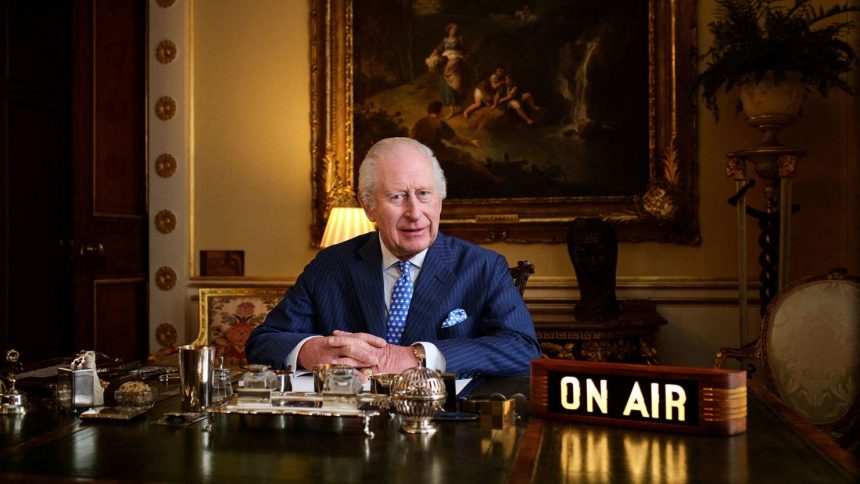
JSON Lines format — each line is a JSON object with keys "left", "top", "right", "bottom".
{"left": 739, "top": 72, "right": 806, "bottom": 134}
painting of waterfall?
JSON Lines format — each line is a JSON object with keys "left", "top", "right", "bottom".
{"left": 310, "top": 0, "right": 700, "bottom": 244}
{"left": 353, "top": 0, "right": 649, "bottom": 200}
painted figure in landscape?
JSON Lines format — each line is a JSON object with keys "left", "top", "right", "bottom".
{"left": 430, "top": 23, "right": 467, "bottom": 119}
{"left": 411, "top": 101, "right": 503, "bottom": 185}
{"left": 463, "top": 65, "right": 506, "bottom": 120}
{"left": 497, "top": 74, "right": 541, "bottom": 125}
{"left": 353, "top": 1, "right": 649, "bottom": 200}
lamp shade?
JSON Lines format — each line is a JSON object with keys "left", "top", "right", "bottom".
{"left": 320, "top": 207, "right": 376, "bottom": 248}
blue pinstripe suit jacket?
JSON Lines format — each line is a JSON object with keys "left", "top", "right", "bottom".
{"left": 245, "top": 232, "right": 540, "bottom": 377}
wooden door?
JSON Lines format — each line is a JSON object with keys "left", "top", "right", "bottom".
{"left": 0, "top": 0, "right": 147, "bottom": 363}
{"left": 71, "top": 0, "right": 148, "bottom": 362}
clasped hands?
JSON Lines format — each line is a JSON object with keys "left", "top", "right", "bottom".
{"left": 297, "top": 330, "right": 419, "bottom": 379}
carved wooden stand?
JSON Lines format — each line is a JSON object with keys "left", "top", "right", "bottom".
{"left": 726, "top": 114, "right": 804, "bottom": 347}
{"left": 533, "top": 300, "right": 667, "bottom": 364}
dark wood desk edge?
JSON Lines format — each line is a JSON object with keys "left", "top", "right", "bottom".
{"left": 0, "top": 421, "right": 86, "bottom": 460}
{"left": 749, "top": 380, "right": 860, "bottom": 478}
{"left": 509, "top": 418, "right": 544, "bottom": 484}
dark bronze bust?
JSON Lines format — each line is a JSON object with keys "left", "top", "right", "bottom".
{"left": 567, "top": 218, "right": 620, "bottom": 320}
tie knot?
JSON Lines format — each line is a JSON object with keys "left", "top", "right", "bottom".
{"left": 396, "top": 260, "right": 411, "bottom": 274}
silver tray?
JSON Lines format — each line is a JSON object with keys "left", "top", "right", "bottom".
{"left": 207, "top": 392, "right": 385, "bottom": 437}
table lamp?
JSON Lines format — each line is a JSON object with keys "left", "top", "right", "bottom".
{"left": 320, "top": 207, "right": 375, "bottom": 248}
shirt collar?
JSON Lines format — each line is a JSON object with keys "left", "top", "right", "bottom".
{"left": 379, "top": 233, "right": 427, "bottom": 270}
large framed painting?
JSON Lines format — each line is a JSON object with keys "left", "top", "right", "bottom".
{"left": 310, "top": 0, "right": 699, "bottom": 245}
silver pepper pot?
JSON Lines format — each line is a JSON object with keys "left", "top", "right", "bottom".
{"left": 390, "top": 366, "right": 446, "bottom": 434}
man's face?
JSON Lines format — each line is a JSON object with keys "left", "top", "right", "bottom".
{"left": 363, "top": 152, "right": 442, "bottom": 260}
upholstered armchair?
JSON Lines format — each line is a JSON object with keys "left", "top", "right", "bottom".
{"left": 194, "top": 288, "right": 287, "bottom": 368}
{"left": 714, "top": 269, "right": 860, "bottom": 447}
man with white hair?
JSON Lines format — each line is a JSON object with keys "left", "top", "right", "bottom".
{"left": 246, "top": 137, "right": 539, "bottom": 377}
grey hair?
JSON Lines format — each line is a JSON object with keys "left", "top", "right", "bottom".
{"left": 358, "top": 137, "right": 447, "bottom": 209}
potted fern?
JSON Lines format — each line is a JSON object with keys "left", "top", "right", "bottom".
{"left": 696, "top": 0, "right": 859, "bottom": 122}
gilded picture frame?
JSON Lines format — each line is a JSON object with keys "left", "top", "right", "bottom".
{"left": 310, "top": 0, "right": 699, "bottom": 245}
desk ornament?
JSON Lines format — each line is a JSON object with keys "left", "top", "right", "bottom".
{"left": 312, "top": 363, "right": 354, "bottom": 393}
{"left": 237, "top": 364, "right": 276, "bottom": 403}
{"left": 1, "top": 349, "right": 26, "bottom": 414}
{"left": 79, "top": 380, "right": 155, "bottom": 421}
{"left": 57, "top": 350, "right": 105, "bottom": 411}
{"left": 212, "top": 357, "right": 233, "bottom": 402}
{"left": 369, "top": 373, "right": 396, "bottom": 395}
{"left": 208, "top": 363, "right": 382, "bottom": 437}
{"left": 390, "top": 366, "right": 447, "bottom": 434}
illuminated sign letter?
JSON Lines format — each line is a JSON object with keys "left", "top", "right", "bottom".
{"left": 623, "top": 382, "right": 649, "bottom": 418}
{"left": 651, "top": 382, "right": 661, "bottom": 419}
{"left": 560, "top": 376, "right": 581, "bottom": 410}
{"left": 587, "top": 379, "right": 608, "bottom": 414}
{"left": 665, "top": 384, "right": 686, "bottom": 421}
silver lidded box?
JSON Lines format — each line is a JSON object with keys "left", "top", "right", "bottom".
{"left": 390, "top": 366, "right": 447, "bottom": 434}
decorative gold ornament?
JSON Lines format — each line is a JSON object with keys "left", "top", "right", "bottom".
{"left": 640, "top": 183, "right": 679, "bottom": 221}
{"left": 155, "top": 96, "right": 176, "bottom": 121}
{"left": 155, "top": 266, "right": 177, "bottom": 291}
{"left": 155, "top": 210, "right": 176, "bottom": 234}
{"left": 725, "top": 157, "right": 748, "bottom": 180}
{"left": 777, "top": 154, "right": 798, "bottom": 178}
{"left": 156, "top": 0, "right": 176, "bottom": 8}
{"left": 155, "top": 153, "right": 177, "bottom": 178}
{"left": 661, "top": 138, "right": 681, "bottom": 188}
{"left": 155, "top": 323, "right": 178, "bottom": 348}
{"left": 155, "top": 39, "right": 177, "bottom": 64}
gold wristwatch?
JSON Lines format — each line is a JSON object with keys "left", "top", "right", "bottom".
{"left": 411, "top": 344, "right": 426, "bottom": 367}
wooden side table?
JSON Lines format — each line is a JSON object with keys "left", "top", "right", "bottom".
{"left": 532, "top": 300, "right": 666, "bottom": 364}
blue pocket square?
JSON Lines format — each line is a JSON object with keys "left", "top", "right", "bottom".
{"left": 442, "top": 309, "right": 467, "bottom": 328}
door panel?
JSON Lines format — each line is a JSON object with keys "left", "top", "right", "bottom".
{"left": 72, "top": 0, "right": 148, "bottom": 362}
{"left": 92, "top": 0, "right": 145, "bottom": 216}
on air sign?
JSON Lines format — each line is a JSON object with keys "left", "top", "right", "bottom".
{"left": 532, "top": 360, "right": 746, "bottom": 436}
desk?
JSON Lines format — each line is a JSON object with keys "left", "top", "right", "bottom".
{"left": 1, "top": 380, "right": 856, "bottom": 483}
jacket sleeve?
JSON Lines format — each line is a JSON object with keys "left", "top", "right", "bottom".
{"left": 244, "top": 268, "right": 321, "bottom": 370}
{"left": 433, "top": 254, "right": 541, "bottom": 377}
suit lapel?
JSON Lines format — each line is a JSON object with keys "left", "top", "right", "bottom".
{"left": 402, "top": 233, "right": 457, "bottom": 342}
{"left": 350, "top": 235, "right": 387, "bottom": 337}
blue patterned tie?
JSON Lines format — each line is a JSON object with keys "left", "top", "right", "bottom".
{"left": 386, "top": 260, "right": 413, "bottom": 344}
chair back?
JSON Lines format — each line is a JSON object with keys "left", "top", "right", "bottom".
{"left": 761, "top": 271, "right": 860, "bottom": 429}
{"left": 194, "top": 287, "right": 286, "bottom": 368}
{"left": 509, "top": 260, "right": 535, "bottom": 296}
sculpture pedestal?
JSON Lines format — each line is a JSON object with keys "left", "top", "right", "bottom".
{"left": 533, "top": 300, "right": 666, "bottom": 364}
